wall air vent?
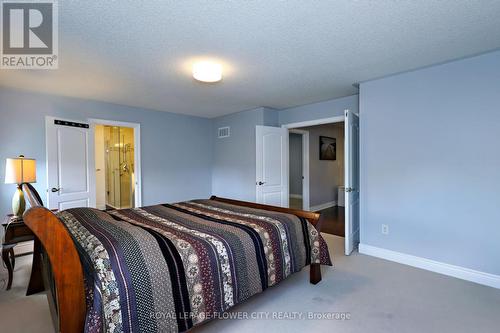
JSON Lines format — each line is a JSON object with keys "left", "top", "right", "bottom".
{"left": 217, "top": 126, "right": 230, "bottom": 138}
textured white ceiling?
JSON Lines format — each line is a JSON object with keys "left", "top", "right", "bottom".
{"left": 1, "top": 1, "right": 500, "bottom": 118}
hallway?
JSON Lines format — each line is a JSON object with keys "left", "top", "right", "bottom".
{"left": 318, "top": 206, "right": 345, "bottom": 237}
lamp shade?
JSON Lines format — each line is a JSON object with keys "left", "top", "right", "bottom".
{"left": 5, "top": 156, "right": 36, "bottom": 184}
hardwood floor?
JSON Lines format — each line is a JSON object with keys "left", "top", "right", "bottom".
{"left": 289, "top": 198, "right": 344, "bottom": 237}
{"left": 317, "top": 206, "right": 345, "bottom": 237}
{"left": 289, "top": 197, "right": 303, "bottom": 210}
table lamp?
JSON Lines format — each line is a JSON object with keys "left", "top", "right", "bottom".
{"left": 4, "top": 155, "right": 37, "bottom": 217}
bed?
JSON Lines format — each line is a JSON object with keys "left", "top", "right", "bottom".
{"left": 22, "top": 191, "right": 332, "bottom": 333}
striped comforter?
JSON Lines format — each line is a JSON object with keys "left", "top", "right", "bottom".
{"left": 58, "top": 199, "right": 332, "bottom": 333}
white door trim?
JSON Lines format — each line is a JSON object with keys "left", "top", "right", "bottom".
{"left": 88, "top": 118, "right": 142, "bottom": 208}
{"left": 288, "top": 129, "right": 310, "bottom": 211}
{"left": 281, "top": 116, "right": 345, "bottom": 129}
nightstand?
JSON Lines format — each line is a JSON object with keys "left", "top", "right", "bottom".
{"left": 2, "top": 214, "right": 35, "bottom": 290}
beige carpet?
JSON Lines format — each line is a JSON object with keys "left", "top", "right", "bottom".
{"left": 0, "top": 254, "right": 53, "bottom": 332}
{"left": 1, "top": 234, "right": 499, "bottom": 333}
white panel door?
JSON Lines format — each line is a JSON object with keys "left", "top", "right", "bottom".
{"left": 345, "top": 110, "right": 360, "bottom": 255}
{"left": 256, "top": 126, "right": 289, "bottom": 207}
{"left": 46, "top": 117, "right": 96, "bottom": 210}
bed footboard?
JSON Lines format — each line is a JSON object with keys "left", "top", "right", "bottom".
{"left": 24, "top": 207, "right": 86, "bottom": 333}
{"left": 209, "top": 196, "right": 324, "bottom": 284}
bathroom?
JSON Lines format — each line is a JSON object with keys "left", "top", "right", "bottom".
{"left": 95, "top": 125, "right": 135, "bottom": 210}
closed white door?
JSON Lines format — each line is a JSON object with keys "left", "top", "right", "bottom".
{"left": 256, "top": 126, "right": 289, "bottom": 207}
{"left": 344, "top": 110, "right": 360, "bottom": 255}
{"left": 46, "top": 117, "right": 96, "bottom": 210}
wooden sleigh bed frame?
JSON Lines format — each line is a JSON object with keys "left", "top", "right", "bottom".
{"left": 23, "top": 194, "right": 324, "bottom": 333}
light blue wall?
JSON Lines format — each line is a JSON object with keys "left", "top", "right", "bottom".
{"left": 211, "top": 96, "right": 359, "bottom": 202}
{"left": 359, "top": 50, "right": 500, "bottom": 275}
{"left": 263, "top": 107, "right": 280, "bottom": 127}
{"left": 278, "top": 94, "right": 358, "bottom": 125}
{"left": 0, "top": 88, "right": 213, "bottom": 216}
{"left": 211, "top": 107, "right": 278, "bottom": 201}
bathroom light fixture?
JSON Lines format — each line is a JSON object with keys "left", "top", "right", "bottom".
{"left": 192, "top": 61, "right": 222, "bottom": 83}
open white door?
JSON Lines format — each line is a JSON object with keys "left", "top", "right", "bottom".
{"left": 256, "top": 125, "right": 289, "bottom": 207}
{"left": 46, "top": 117, "right": 96, "bottom": 210}
{"left": 344, "top": 109, "right": 360, "bottom": 255}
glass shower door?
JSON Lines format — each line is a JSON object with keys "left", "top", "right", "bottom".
{"left": 104, "top": 126, "right": 135, "bottom": 209}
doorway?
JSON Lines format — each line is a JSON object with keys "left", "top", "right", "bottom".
{"left": 282, "top": 111, "right": 360, "bottom": 255}
{"left": 95, "top": 125, "right": 135, "bottom": 209}
{"left": 287, "top": 122, "right": 345, "bottom": 237}
{"left": 90, "top": 119, "right": 142, "bottom": 210}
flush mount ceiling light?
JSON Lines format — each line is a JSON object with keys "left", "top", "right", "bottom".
{"left": 192, "top": 61, "right": 222, "bottom": 83}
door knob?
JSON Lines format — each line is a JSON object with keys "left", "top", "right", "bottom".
{"left": 51, "top": 187, "right": 61, "bottom": 193}
{"left": 257, "top": 181, "right": 266, "bottom": 185}
{"left": 345, "top": 187, "right": 355, "bottom": 193}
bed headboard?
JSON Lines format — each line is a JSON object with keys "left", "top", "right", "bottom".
{"left": 22, "top": 183, "right": 86, "bottom": 332}
{"left": 22, "top": 183, "right": 44, "bottom": 207}
{"left": 23, "top": 207, "right": 86, "bottom": 333}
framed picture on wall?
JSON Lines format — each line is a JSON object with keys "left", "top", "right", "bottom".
{"left": 319, "top": 136, "right": 336, "bottom": 160}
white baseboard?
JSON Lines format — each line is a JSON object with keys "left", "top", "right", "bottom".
{"left": 310, "top": 201, "right": 337, "bottom": 212}
{"left": 289, "top": 194, "right": 303, "bottom": 199}
{"left": 359, "top": 243, "right": 500, "bottom": 289}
